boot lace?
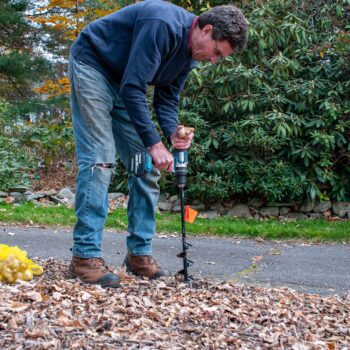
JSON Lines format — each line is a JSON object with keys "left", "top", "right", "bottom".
{"left": 90, "top": 258, "right": 114, "bottom": 272}
{"left": 139, "top": 256, "right": 160, "bottom": 272}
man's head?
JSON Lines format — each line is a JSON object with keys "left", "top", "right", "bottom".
{"left": 190, "top": 5, "right": 248, "bottom": 63}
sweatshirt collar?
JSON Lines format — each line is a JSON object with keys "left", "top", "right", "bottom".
{"left": 187, "top": 16, "right": 198, "bottom": 51}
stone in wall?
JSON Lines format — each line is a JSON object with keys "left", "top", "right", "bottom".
{"left": 198, "top": 211, "right": 218, "bottom": 220}
{"left": 281, "top": 212, "right": 308, "bottom": 220}
{"left": 57, "top": 188, "right": 75, "bottom": 200}
{"left": 279, "top": 207, "right": 291, "bottom": 215}
{"left": 332, "top": 202, "right": 350, "bottom": 218}
{"left": 157, "top": 201, "right": 173, "bottom": 211}
{"left": 266, "top": 202, "right": 294, "bottom": 207}
{"left": 108, "top": 193, "right": 125, "bottom": 201}
{"left": 260, "top": 207, "right": 280, "bottom": 218}
{"left": 247, "top": 198, "right": 263, "bottom": 207}
{"left": 227, "top": 204, "right": 252, "bottom": 218}
{"left": 308, "top": 213, "right": 323, "bottom": 219}
{"left": 313, "top": 201, "right": 332, "bottom": 213}
{"left": 209, "top": 203, "right": 227, "bottom": 215}
{"left": 298, "top": 200, "right": 315, "bottom": 213}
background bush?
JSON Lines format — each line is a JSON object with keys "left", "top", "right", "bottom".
{"left": 171, "top": 0, "right": 350, "bottom": 203}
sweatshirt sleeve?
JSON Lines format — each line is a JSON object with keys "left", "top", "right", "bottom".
{"left": 119, "top": 19, "right": 174, "bottom": 148}
{"left": 153, "top": 68, "right": 191, "bottom": 138}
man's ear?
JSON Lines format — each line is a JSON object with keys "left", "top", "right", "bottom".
{"left": 201, "top": 24, "right": 213, "bottom": 35}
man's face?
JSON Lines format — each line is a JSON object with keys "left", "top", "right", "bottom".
{"left": 191, "top": 24, "right": 233, "bottom": 63}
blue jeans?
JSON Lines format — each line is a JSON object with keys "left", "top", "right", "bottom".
{"left": 68, "top": 57, "right": 160, "bottom": 258}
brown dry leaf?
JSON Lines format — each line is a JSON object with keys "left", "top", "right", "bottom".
{"left": 326, "top": 216, "right": 341, "bottom": 222}
{"left": 269, "top": 249, "right": 281, "bottom": 255}
{"left": 7, "top": 317, "right": 18, "bottom": 329}
{"left": 25, "top": 291, "right": 42, "bottom": 302}
{"left": 10, "top": 302, "right": 28, "bottom": 310}
{"left": 79, "top": 291, "right": 92, "bottom": 301}
{"left": 55, "top": 317, "right": 85, "bottom": 329}
{"left": 323, "top": 210, "right": 332, "bottom": 218}
{"left": 71, "top": 338, "right": 87, "bottom": 349}
{"left": 43, "top": 340, "right": 59, "bottom": 349}
{"left": 117, "top": 265, "right": 134, "bottom": 281}
{"left": 24, "top": 328, "right": 49, "bottom": 339}
{"left": 146, "top": 310, "right": 161, "bottom": 321}
{"left": 4, "top": 196, "right": 14, "bottom": 204}
{"left": 252, "top": 255, "right": 263, "bottom": 264}
{"left": 52, "top": 291, "right": 62, "bottom": 301}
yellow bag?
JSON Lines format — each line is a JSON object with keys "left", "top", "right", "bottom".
{"left": 0, "top": 244, "right": 43, "bottom": 284}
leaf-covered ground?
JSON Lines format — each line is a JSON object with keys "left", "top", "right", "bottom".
{"left": 0, "top": 259, "right": 349, "bottom": 349}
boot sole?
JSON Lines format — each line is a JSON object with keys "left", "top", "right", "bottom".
{"left": 65, "top": 270, "right": 121, "bottom": 288}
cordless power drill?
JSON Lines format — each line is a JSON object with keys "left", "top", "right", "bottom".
{"left": 130, "top": 125, "right": 193, "bottom": 183}
{"left": 130, "top": 149, "right": 188, "bottom": 184}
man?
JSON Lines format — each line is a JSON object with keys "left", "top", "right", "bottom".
{"left": 68, "top": 0, "right": 248, "bottom": 288}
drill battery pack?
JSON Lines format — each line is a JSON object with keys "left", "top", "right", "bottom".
{"left": 130, "top": 152, "right": 153, "bottom": 176}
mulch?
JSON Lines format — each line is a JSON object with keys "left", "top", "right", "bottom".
{"left": 0, "top": 258, "right": 349, "bottom": 349}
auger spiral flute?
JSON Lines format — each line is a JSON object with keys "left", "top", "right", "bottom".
{"left": 174, "top": 127, "right": 194, "bottom": 282}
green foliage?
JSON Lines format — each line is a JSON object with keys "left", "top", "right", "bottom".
{"left": 176, "top": 0, "right": 350, "bottom": 202}
{"left": 0, "top": 135, "right": 35, "bottom": 191}
{"left": 0, "top": 0, "right": 52, "bottom": 114}
{"left": 0, "top": 52, "right": 49, "bottom": 81}
{"left": 0, "top": 99, "right": 35, "bottom": 190}
{"left": 22, "top": 122, "right": 75, "bottom": 167}
{"left": 0, "top": 107, "right": 74, "bottom": 191}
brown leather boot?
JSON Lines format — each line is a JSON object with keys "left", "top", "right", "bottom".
{"left": 123, "top": 253, "right": 171, "bottom": 279}
{"left": 67, "top": 257, "right": 121, "bottom": 288}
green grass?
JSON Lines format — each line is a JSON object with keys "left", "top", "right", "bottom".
{"left": 1, "top": 202, "right": 349, "bottom": 241}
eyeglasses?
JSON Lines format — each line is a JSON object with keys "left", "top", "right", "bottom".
{"left": 214, "top": 41, "right": 224, "bottom": 62}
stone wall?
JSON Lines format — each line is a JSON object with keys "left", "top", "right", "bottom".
{"left": 1, "top": 187, "right": 349, "bottom": 221}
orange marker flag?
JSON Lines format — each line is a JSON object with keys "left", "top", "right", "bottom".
{"left": 184, "top": 205, "right": 198, "bottom": 224}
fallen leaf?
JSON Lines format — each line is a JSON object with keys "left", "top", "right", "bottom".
{"left": 117, "top": 265, "right": 134, "bottom": 281}
{"left": 24, "top": 328, "right": 48, "bottom": 339}
{"left": 79, "top": 291, "right": 92, "bottom": 301}
{"left": 25, "top": 291, "right": 42, "bottom": 302}
{"left": 252, "top": 255, "right": 263, "bottom": 264}
{"left": 269, "top": 249, "right": 281, "bottom": 255}
{"left": 52, "top": 292, "right": 62, "bottom": 301}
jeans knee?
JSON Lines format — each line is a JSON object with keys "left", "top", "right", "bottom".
{"left": 91, "top": 163, "right": 115, "bottom": 185}
{"left": 93, "top": 163, "right": 115, "bottom": 170}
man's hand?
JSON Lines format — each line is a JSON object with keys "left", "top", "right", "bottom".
{"left": 170, "top": 125, "right": 194, "bottom": 150}
{"left": 149, "top": 141, "right": 174, "bottom": 172}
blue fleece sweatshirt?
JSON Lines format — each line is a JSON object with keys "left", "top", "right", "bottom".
{"left": 70, "top": 0, "right": 197, "bottom": 147}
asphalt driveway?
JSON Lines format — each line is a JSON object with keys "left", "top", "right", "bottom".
{"left": 1, "top": 225, "right": 350, "bottom": 295}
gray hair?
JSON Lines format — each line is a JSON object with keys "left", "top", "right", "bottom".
{"left": 198, "top": 5, "right": 248, "bottom": 54}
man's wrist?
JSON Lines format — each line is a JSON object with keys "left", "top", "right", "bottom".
{"left": 149, "top": 141, "right": 163, "bottom": 151}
